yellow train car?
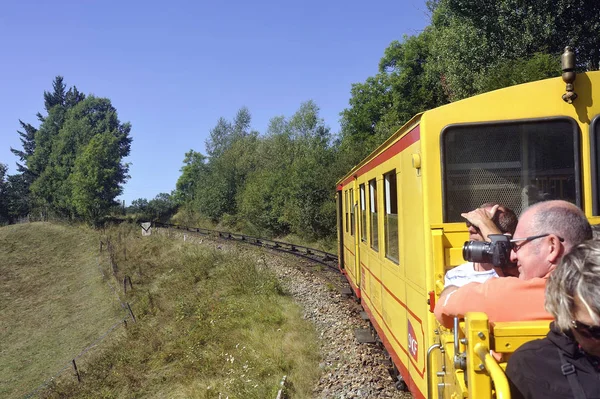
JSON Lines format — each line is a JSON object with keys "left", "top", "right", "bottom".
{"left": 336, "top": 68, "right": 600, "bottom": 398}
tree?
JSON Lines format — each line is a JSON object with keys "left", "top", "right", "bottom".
{"left": 195, "top": 108, "right": 259, "bottom": 221}
{"left": 174, "top": 150, "right": 207, "bottom": 204}
{"left": 5, "top": 173, "right": 31, "bottom": 222}
{"left": 340, "top": 74, "right": 393, "bottom": 144}
{"left": 8, "top": 120, "right": 38, "bottom": 219}
{"left": 27, "top": 87, "right": 130, "bottom": 221}
{"left": 237, "top": 101, "right": 337, "bottom": 239}
{"left": 339, "top": 31, "right": 447, "bottom": 167}
{"left": 127, "top": 198, "right": 149, "bottom": 216}
{"left": 43, "top": 76, "right": 67, "bottom": 111}
{"left": 147, "top": 193, "right": 177, "bottom": 222}
{"left": 427, "top": 0, "right": 599, "bottom": 100}
{"left": 25, "top": 77, "right": 87, "bottom": 215}
{"left": 205, "top": 117, "right": 233, "bottom": 159}
{"left": 232, "top": 106, "right": 252, "bottom": 140}
{"left": 0, "top": 164, "right": 8, "bottom": 224}
{"left": 71, "top": 133, "right": 130, "bottom": 224}
{"left": 10, "top": 120, "right": 37, "bottom": 174}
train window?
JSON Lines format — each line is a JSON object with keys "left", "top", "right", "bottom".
{"left": 360, "top": 184, "right": 367, "bottom": 242}
{"left": 369, "top": 179, "right": 379, "bottom": 251}
{"left": 345, "top": 190, "right": 348, "bottom": 233}
{"left": 592, "top": 115, "right": 600, "bottom": 215}
{"left": 442, "top": 118, "right": 580, "bottom": 221}
{"left": 384, "top": 171, "right": 399, "bottom": 263}
{"left": 350, "top": 189, "right": 355, "bottom": 236}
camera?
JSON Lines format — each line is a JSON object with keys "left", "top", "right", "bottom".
{"left": 462, "top": 234, "right": 513, "bottom": 267}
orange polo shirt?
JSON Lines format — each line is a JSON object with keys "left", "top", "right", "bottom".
{"left": 434, "top": 276, "right": 553, "bottom": 328}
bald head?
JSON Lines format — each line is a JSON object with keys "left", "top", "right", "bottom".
{"left": 510, "top": 200, "right": 591, "bottom": 280}
{"left": 525, "top": 200, "right": 592, "bottom": 252}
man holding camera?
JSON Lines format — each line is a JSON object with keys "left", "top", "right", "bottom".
{"left": 444, "top": 203, "right": 518, "bottom": 288}
{"left": 434, "top": 200, "right": 592, "bottom": 328}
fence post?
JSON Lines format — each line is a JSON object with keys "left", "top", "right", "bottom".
{"left": 127, "top": 302, "right": 136, "bottom": 323}
{"left": 111, "top": 254, "right": 118, "bottom": 275}
{"left": 123, "top": 277, "right": 127, "bottom": 294}
{"left": 72, "top": 359, "right": 81, "bottom": 383}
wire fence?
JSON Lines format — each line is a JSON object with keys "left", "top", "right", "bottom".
{"left": 19, "top": 237, "right": 136, "bottom": 399}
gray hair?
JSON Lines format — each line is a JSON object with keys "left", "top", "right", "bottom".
{"left": 528, "top": 200, "right": 592, "bottom": 252}
{"left": 592, "top": 224, "right": 600, "bottom": 240}
{"left": 546, "top": 240, "right": 600, "bottom": 330}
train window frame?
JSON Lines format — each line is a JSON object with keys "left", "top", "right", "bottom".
{"left": 360, "top": 183, "right": 367, "bottom": 242}
{"left": 384, "top": 170, "right": 399, "bottom": 264}
{"left": 345, "top": 190, "right": 348, "bottom": 233}
{"left": 369, "top": 178, "right": 379, "bottom": 251}
{"left": 350, "top": 188, "right": 355, "bottom": 236}
{"left": 440, "top": 117, "right": 582, "bottom": 222}
{"left": 591, "top": 115, "right": 600, "bottom": 215}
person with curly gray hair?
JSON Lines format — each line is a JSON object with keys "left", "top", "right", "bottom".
{"left": 506, "top": 240, "right": 600, "bottom": 399}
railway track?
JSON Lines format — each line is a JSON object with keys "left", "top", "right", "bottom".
{"left": 152, "top": 221, "right": 340, "bottom": 272}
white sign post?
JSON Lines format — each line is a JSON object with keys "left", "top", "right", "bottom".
{"left": 141, "top": 222, "right": 152, "bottom": 236}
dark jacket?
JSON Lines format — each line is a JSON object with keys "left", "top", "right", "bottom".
{"left": 506, "top": 322, "right": 600, "bottom": 399}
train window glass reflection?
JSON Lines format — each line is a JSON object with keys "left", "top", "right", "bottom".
{"left": 360, "top": 184, "right": 367, "bottom": 242}
{"left": 350, "top": 189, "right": 355, "bottom": 236}
{"left": 369, "top": 179, "right": 379, "bottom": 251}
{"left": 384, "top": 171, "right": 399, "bottom": 263}
{"left": 442, "top": 118, "right": 580, "bottom": 222}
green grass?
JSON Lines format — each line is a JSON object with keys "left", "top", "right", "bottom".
{"left": 2, "top": 222, "right": 320, "bottom": 398}
{"left": 0, "top": 222, "right": 125, "bottom": 399}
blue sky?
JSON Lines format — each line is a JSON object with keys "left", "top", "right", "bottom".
{"left": 0, "top": 0, "right": 430, "bottom": 205}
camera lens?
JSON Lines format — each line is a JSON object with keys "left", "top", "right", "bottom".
{"left": 462, "top": 241, "right": 491, "bottom": 263}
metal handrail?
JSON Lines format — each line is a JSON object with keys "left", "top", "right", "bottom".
{"left": 473, "top": 343, "right": 511, "bottom": 399}
{"left": 427, "top": 343, "right": 442, "bottom": 399}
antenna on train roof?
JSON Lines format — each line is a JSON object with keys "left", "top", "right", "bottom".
{"left": 561, "top": 46, "right": 577, "bottom": 103}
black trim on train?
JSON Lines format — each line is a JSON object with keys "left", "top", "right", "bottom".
{"left": 591, "top": 115, "right": 600, "bottom": 215}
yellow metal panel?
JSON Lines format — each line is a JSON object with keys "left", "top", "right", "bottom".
{"left": 492, "top": 320, "right": 551, "bottom": 354}
{"left": 445, "top": 248, "right": 466, "bottom": 268}
{"left": 463, "top": 313, "right": 492, "bottom": 399}
{"left": 493, "top": 320, "right": 552, "bottom": 337}
{"left": 401, "top": 141, "right": 426, "bottom": 290}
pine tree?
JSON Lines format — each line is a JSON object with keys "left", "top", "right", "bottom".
{"left": 43, "top": 76, "right": 66, "bottom": 111}
{"left": 10, "top": 120, "right": 37, "bottom": 174}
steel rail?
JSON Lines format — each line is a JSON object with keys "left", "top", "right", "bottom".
{"left": 152, "top": 221, "right": 340, "bottom": 272}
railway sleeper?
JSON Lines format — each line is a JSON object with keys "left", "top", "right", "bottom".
{"left": 354, "top": 328, "right": 377, "bottom": 344}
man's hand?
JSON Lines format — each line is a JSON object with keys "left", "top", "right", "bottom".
{"left": 461, "top": 205, "right": 502, "bottom": 241}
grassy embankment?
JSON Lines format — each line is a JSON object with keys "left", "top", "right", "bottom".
{"left": 0, "top": 223, "right": 125, "bottom": 398}
{"left": 1, "top": 222, "right": 320, "bottom": 398}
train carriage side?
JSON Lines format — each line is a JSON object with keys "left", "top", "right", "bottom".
{"left": 338, "top": 70, "right": 600, "bottom": 399}
{"left": 338, "top": 118, "right": 430, "bottom": 398}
